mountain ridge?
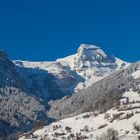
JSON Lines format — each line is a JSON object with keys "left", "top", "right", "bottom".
{"left": 13, "top": 44, "right": 129, "bottom": 98}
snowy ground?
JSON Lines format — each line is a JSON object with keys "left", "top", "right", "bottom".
{"left": 132, "top": 70, "right": 140, "bottom": 79}
{"left": 19, "top": 91, "right": 140, "bottom": 140}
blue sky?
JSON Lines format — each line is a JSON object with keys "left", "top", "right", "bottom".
{"left": 0, "top": 0, "right": 140, "bottom": 62}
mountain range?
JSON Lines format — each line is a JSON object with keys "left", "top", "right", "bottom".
{"left": 13, "top": 44, "right": 128, "bottom": 100}
{"left": 0, "top": 44, "right": 140, "bottom": 140}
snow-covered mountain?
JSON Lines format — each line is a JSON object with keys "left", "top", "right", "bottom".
{"left": 0, "top": 44, "right": 132, "bottom": 139}
{"left": 48, "top": 61, "right": 140, "bottom": 120}
{"left": 57, "top": 44, "right": 129, "bottom": 90}
{"left": 19, "top": 61, "right": 140, "bottom": 140}
{"left": 13, "top": 44, "right": 129, "bottom": 99}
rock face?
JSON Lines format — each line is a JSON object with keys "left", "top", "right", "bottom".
{"left": 74, "top": 44, "right": 116, "bottom": 69}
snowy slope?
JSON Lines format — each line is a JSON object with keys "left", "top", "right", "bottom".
{"left": 13, "top": 44, "right": 129, "bottom": 99}
{"left": 19, "top": 90, "right": 140, "bottom": 140}
{"left": 14, "top": 60, "right": 84, "bottom": 99}
{"left": 132, "top": 70, "right": 140, "bottom": 79}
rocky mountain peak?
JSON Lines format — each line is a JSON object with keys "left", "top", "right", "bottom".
{"left": 74, "top": 44, "right": 116, "bottom": 69}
